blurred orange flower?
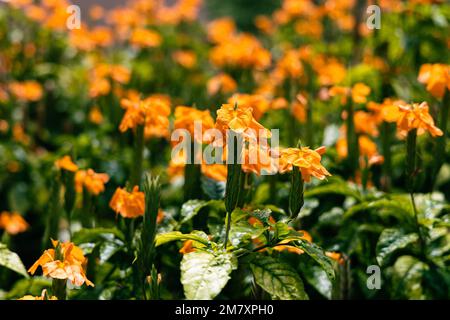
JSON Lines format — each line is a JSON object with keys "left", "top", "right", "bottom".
{"left": 75, "top": 169, "right": 109, "bottom": 195}
{"left": 418, "top": 63, "right": 450, "bottom": 99}
{"left": 110, "top": 186, "right": 145, "bottom": 218}
{"left": 0, "top": 211, "right": 29, "bottom": 235}
{"left": 201, "top": 163, "right": 227, "bottom": 182}
{"left": 130, "top": 28, "right": 162, "bottom": 48}
{"left": 207, "top": 17, "right": 236, "bottom": 43}
{"left": 207, "top": 73, "right": 237, "bottom": 96}
{"left": 172, "top": 50, "right": 197, "bottom": 69}
{"left": 9, "top": 81, "right": 43, "bottom": 102}
{"left": 209, "top": 34, "right": 271, "bottom": 70}
{"left": 119, "top": 95, "right": 171, "bottom": 139}
{"left": 55, "top": 155, "right": 78, "bottom": 172}
{"left": 89, "top": 107, "right": 104, "bottom": 125}
{"left": 174, "top": 106, "right": 214, "bottom": 140}
{"left": 330, "top": 83, "right": 371, "bottom": 104}
{"left": 28, "top": 240, "right": 94, "bottom": 287}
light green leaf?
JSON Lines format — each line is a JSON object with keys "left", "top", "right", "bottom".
{"left": 305, "top": 181, "right": 362, "bottom": 202}
{"left": 179, "top": 200, "right": 224, "bottom": 225}
{"left": 72, "top": 227, "right": 125, "bottom": 243}
{"left": 294, "top": 240, "right": 335, "bottom": 280}
{"left": 181, "top": 251, "right": 236, "bottom": 300}
{"left": 303, "top": 265, "right": 332, "bottom": 299}
{"left": 250, "top": 254, "right": 309, "bottom": 300}
{"left": 155, "top": 231, "right": 209, "bottom": 247}
{"left": 0, "top": 243, "right": 29, "bottom": 278}
{"left": 391, "top": 256, "right": 429, "bottom": 299}
{"left": 376, "top": 229, "right": 419, "bottom": 266}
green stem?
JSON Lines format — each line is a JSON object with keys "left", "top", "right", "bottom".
{"left": 432, "top": 90, "right": 449, "bottom": 187}
{"left": 131, "top": 125, "right": 145, "bottom": 187}
{"left": 381, "top": 122, "right": 392, "bottom": 191}
{"left": 346, "top": 101, "right": 359, "bottom": 176}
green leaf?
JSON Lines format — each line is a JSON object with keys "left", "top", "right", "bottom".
{"left": 179, "top": 200, "right": 224, "bottom": 225}
{"left": 180, "top": 251, "right": 236, "bottom": 299}
{"left": 343, "top": 198, "right": 413, "bottom": 222}
{"left": 250, "top": 254, "right": 309, "bottom": 300}
{"left": 155, "top": 231, "right": 209, "bottom": 247}
{"left": 391, "top": 256, "right": 429, "bottom": 299}
{"left": 304, "top": 180, "right": 362, "bottom": 202}
{"left": 302, "top": 265, "right": 332, "bottom": 299}
{"left": 376, "top": 229, "right": 419, "bottom": 266}
{"left": 294, "top": 240, "right": 335, "bottom": 280}
{"left": 180, "top": 200, "right": 209, "bottom": 224}
{"left": 0, "top": 243, "right": 29, "bottom": 278}
{"left": 72, "top": 227, "right": 125, "bottom": 244}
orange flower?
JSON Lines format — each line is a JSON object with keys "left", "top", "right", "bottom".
{"left": 55, "top": 155, "right": 78, "bottom": 172}
{"left": 172, "top": 50, "right": 197, "bottom": 69}
{"left": 89, "top": 107, "right": 104, "bottom": 125}
{"left": 273, "top": 230, "right": 313, "bottom": 255}
{"left": 110, "top": 65, "right": 131, "bottom": 84}
{"left": 291, "top": 93, "right": 307, "bottom": 123}
{"left": 130, "top": 28, "right": 162, "bottom": 48}
{"left": 174, "top": 106, "right": 215, "bottom": 140}
{"left": 168, "top": 150, "right": 186, "bottom": 180}
{"left": 207, "top": 17, "right": 236, "bottom": 43}
{"left": 75, "top": 169, "right": 109, "bottom": 195}
{"left": 242, "top": 143, "right": 278, "bottom": 176}
{"left": 201, "top": 163, "right": 227, "bottom": 182}
{"left": 329, "top": 83, "right": 371, "bottom": 104}
{"left": 312, "top": 56, "right": 346, "bottom": 86}
{"left": 179, "top": 240, "right": 195, "bottom": 254}
{"left": 386, "top": 102, "right": 443, "bottom": 137}
{"left": 207, "top": 73, "right": 237, "bottom": 96}
{"left": 119, "top": 95, "right": 171, "bottom": 139}
{"left": 353, "top": 111, "right": 379, "bottom": 137}
{"left": 209, "top": 34, "right": 271, "bottom": 70}
{"left": 367, "top": 98, "right": 406, "bottom": 124}
{"left": 89, "top": 77, "right": 110, "bottom": 98}
{"left": 215, "top": 103, "right": 270, "bottom": 137}
{"left": 351, "top": 83, "right": 371, "bottom": 104}
{"left": 12, "top": 124, "right": 30, "bottom": 145}
{"left": 89, "top": 5, "right": 104, "bottom": 20}
{"left": 0, "top": 211, "right": 29, "bottom": 235}
{"left": 109, "top": 186, "right": 145, "bottom": 218}
{"left": 325, "top": 251, "right": 345, "bottom": 265}
{"left": 274, "top": 49, "right": 304, "bottom": 80}
{"left": 9, "top": 81, "right": 43, "bottom": 102}
{"left": 337, "top": 135, "right": 383, "bottom": 167}
{"left": 418, "top": 63, "right": 450, "bottom": 99}
{"left": 255, "top": 15, "right": 274, "bottom": 35}
{"left": 28, "top": 240, "right": 94, "bottom": 287}
{"left": 279, "top": 146, "right": 331, "bottom": 182}
{"left": 227, "top": 94, "right": 271, "bottom": 120}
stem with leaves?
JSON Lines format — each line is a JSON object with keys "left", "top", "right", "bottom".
{"left": 224, "top": 134, "right": 243, "bottom": 250}
{"left": 131, "top": 124, "right": 145, "bottom": 187}
{"left": 139, "top": 173, "right": 161, "bottom": 299}
{"left": 406, "top": 129, "right": 426, "bottom": 255}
